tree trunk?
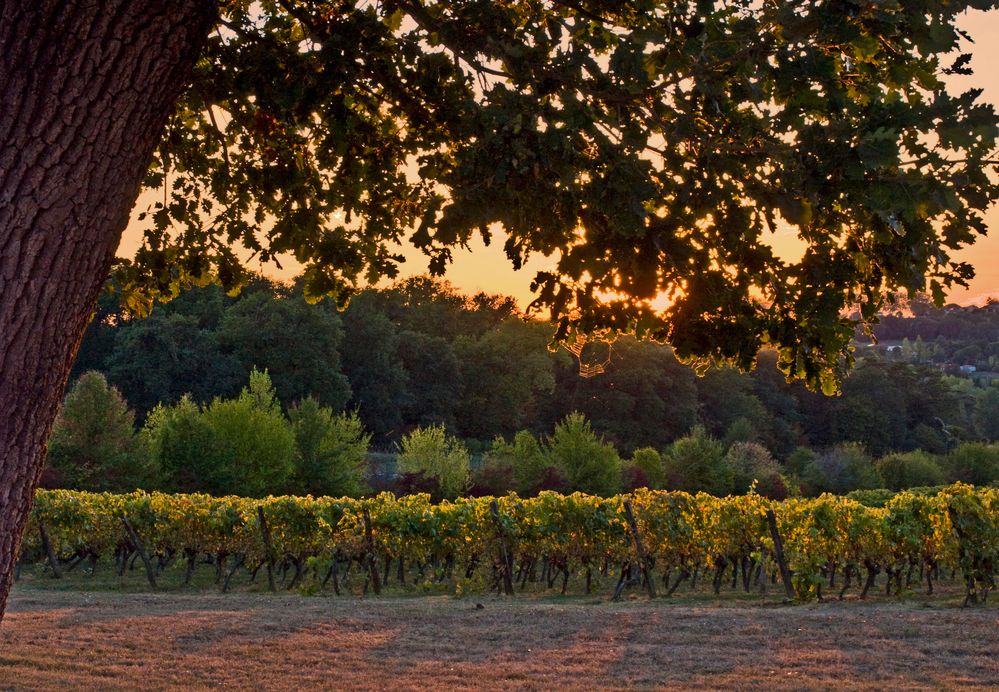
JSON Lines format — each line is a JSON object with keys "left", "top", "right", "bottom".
{"left": 0, "top": 0, "right": 217, "bottom": 622}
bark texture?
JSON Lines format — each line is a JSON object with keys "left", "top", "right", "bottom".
{"left": 0, "top": 0, "right": 217, "bottom": 621}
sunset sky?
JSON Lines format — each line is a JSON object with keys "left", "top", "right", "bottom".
{"left": 119, "top": 8, "right": 999, "bottom": 309}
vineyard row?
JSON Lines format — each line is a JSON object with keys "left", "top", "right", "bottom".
{"left": 20, "top": 485, "right": 998, "bottom": 603}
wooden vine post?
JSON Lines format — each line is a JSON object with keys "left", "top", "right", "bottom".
{"left": 623, "top": 499, "right": 656, "bottom": 598}
{"left": 765, "top": 508, "right": 796, "bottom": 601}
{"left": 121, "top": 516, "right": 157, "bottom": 588}
{"left": 362, "top": 507, "right": 381, "bottom": 595}
{"left": 489, "top": 499, "right": 515, "bottom": 596}
{"left": 256, "top": 505, "right": 276, "bottom": 592}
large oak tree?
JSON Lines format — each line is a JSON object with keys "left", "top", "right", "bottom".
{"left": 1, "top": 0, "right": 997, "bottom": 619}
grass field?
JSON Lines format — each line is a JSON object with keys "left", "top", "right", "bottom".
{"left": 2, "top": 579, "right": 998, "bottom": 690}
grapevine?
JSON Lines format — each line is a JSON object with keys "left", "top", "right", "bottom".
{"left": 20, "top": 484, "right": 997, "bottom": 603}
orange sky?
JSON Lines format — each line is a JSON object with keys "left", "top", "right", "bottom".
{"left": 119, "top": 9, "right": 999, "bottom": 308}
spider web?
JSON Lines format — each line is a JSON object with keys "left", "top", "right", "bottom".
{"left": 565, "top": 334, "right": 614, "bottom": 378}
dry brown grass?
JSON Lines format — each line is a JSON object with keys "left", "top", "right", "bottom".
{"left": 2, "top": 588, "right": 997, "bottom": 690}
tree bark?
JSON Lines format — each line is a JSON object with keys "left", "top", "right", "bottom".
{"left": 0, "top": 0, "right": 217, "bottom": 622}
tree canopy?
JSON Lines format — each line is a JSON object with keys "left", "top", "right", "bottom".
{"left": 118, "top": 0, "right": 999, "bottom": 391}
{"left": 46, "top": 372, "right": 156, "bottom": 492}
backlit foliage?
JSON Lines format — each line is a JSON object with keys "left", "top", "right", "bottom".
{"left": 121, "top": 0, "right": 999, "bottom": 390}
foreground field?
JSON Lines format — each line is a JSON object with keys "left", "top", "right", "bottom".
{"left": 2, "top": 587, "right": 997, "bottom": 690}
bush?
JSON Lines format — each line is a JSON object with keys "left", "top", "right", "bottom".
{"left": 289, "top": 397, "right": 370, "bottom": 497}
{"left": 546, "top": 413, "right": 621, "bottom": 496}
{"left": 943, "top": 443, "right": 999, "bottom": 486}
{"left": 783, "top": 447, "right": 824, "bottom": 497}
{"left": 485, "top": 430, "right": 548, "bottom": 495}
{"left": 201, "top": 369, "right": 297, "bottom": 497}
{"left": 533, "top": 465, "right": 569, "bottom": 493}
{"left": 813, "top": 443, "right": 882, "bottom": 494}
{"left": 468, "top": 459, "right": 515, "bottom": 497}
{"left": 754, "top": 473, "right": 792, "bottom": 501}
{"left": 845, "top": 488, "right": 898, "bottom": 508}
{"left": 393, "top": 471, "right": 442, "bottom": 498}
{"left": 875, "top": 450, "right": 945, "bottom": 490}
{"left": 397, "top": 425, "right": 470, "bottom": 499}
{"left": 144, "top": 395, "right": 226, "bottom": 494}
{"left": 46, "top": 371, "right": 156, "bottom": 491}
{"left": 629, "top": 447, "right": 664, "bottom": 489}
{"left": 663, "top": 427, "right": 731, "bottom": 496}
{"left": 726, "top": 442, "right": 781, "bottom": 495}
{"left": 622, "top": 464, "right": 652, "bottom": 491}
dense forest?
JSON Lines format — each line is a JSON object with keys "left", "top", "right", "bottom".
{"left": 52, "top": 277, "right": 999, "bottom": 499}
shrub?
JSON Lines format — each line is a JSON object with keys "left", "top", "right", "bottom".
{"left": 844, "top": 488, "right": 898, "bottom": 508}
{"left": 875, "top": 450, "right": 945, "bottom": 490}
{"left": 725, "top": 441, "right": 783, "bottom": 496}
{"left": 201, "top": 369, "right": 297, "bottom": 497}
{"left": 629, "top": 447, "right": 664, "bottom": 489}
{"left": 46, "top": 371, "right": 156, "bottom": 491}
{"left": 485, "top": 430, "right": 548, "bottom": 495}
{"left": 546, "top": 413, "right": 621, "bottom": 496}
{"left": 468, "top": 460, "right": 515, "bottom": 497}
{"left": 393, "top": 471, "right": 442, "bottom": 498}
{"left": 289, "top": 397, "right": 370, "bottom": 497}
{"left": 622, "top": 463, "right": 652, "bottom": 491}
{"left": 397, "top": 425, "right": 470, "bottom": 499}
{"left": 754, "top": 473, "right": 792, "bottom": 501}
{"left": 663, "top": 427, "right": 731, "bottom": 496}
{"left": 144, "top": 395, "right": 226, "bottom": 494}
{"left": 943, "top": 443, "right": 999, "bottom": 486}
{"left": 533, "top": 465, "right": 569, "bottom": 493}
{"left": 784, "top": 447, "right": 824, "bottom": 497}
{"left": 814, "top": 442, "right": 882, "bottom": 494}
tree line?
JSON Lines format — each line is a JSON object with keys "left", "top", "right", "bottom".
{"left": 73, "top": 277, "right": 999, "bottom": 455}
{"left": 43, "top": 365, "right": 999, "bottom": 501}
{"left": 47, "top": 277, "right": 999, "bottom": 499}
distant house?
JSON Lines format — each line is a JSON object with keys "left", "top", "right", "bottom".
{"left": 959, "top": 364, "right": 977, "bottom": 374}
